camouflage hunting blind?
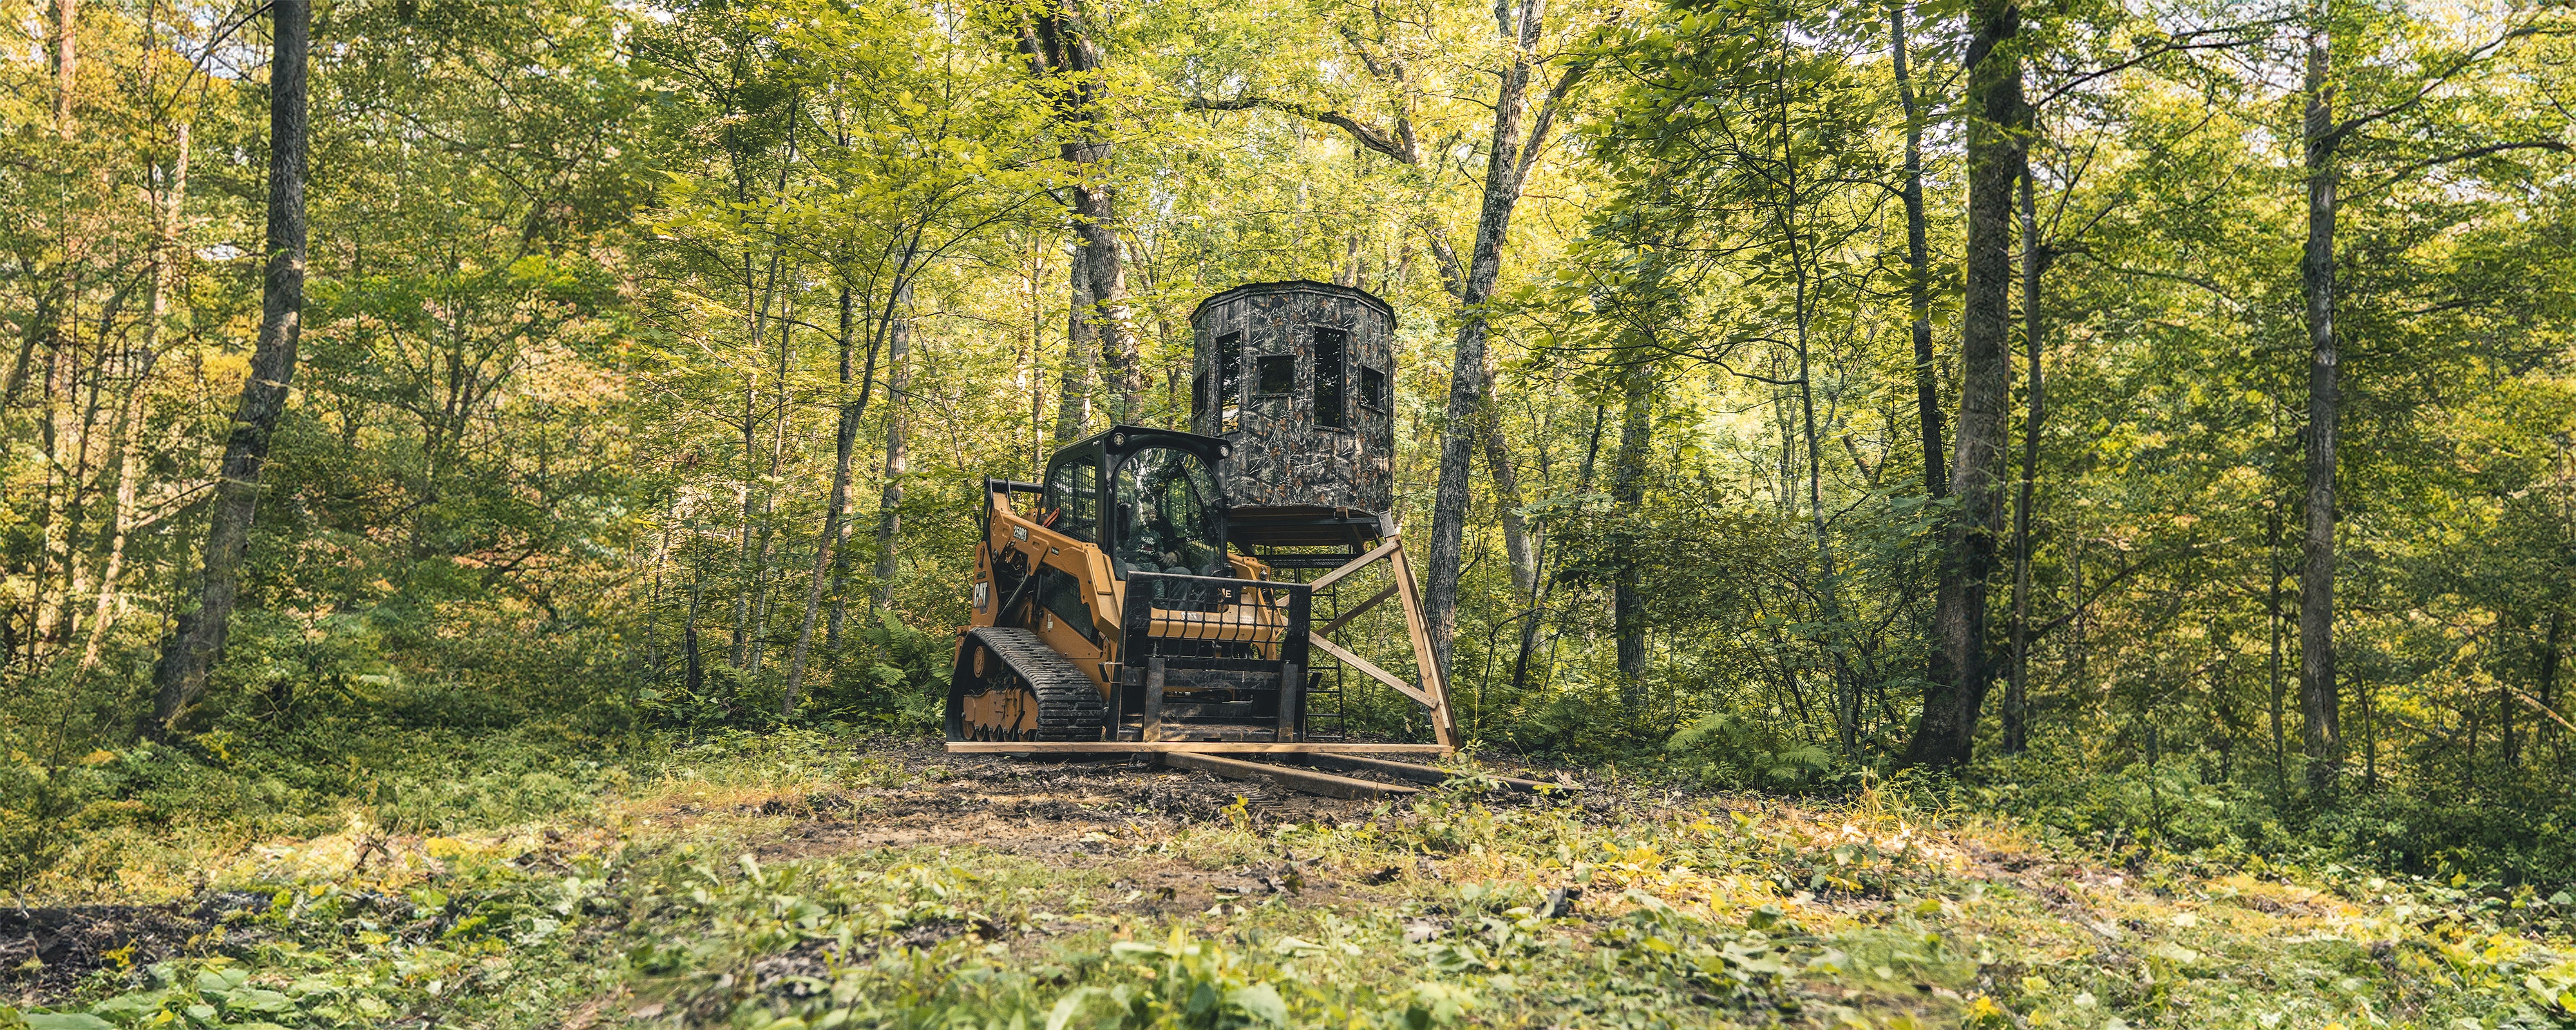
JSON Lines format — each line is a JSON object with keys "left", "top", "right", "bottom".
{"left": 1188, "top": 281, "right": 1397, "bottom": 537}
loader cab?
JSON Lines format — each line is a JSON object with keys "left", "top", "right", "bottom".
{"left": 1039, "top": 427, "right": 1234, "bottom": 579}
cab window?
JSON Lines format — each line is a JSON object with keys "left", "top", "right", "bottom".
{"left": 1110, "top": 446, "right": 1226, "bottom": 577}
{"left": 1042, "top": 457, "right": 1099, "bottom": 541}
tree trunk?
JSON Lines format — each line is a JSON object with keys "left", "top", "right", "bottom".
{"left": 2501, "top": 681, "right": 2517, "bottom": 771}
{"left": 828, "top": 288, "right": 860, "bottom": 653}
{"left": 2541, "top": 606, "right": 2562, "bottom": 740}
{"left": 731, "top": 251, "right": 774, "bottom": 670}
{"left": 782, "top": 283, "right": 884, "bottom": 714}
{"left": 148, "top": 1, "right": 306, "bottom": 736}
{"left": 1904, "top": 0, "right": 2025, "bottom": 767}
{"left": 1428, "top": 0, "right": 1555, "bottom": 685}
{"left": 2268, "top": 486, "right": 2289, "bottom": 795}
{"left": 1074, "top": 180, "right": 1143, "bottom": 423}
{"left": 730, "top": 109, "right": 798, "bottom": 673}
{"left": 1483, "top": 409, "right": 1536, "bottom": 599}
{"left": 1512, "top": 405, "right": 1601, "bottom": 697}
{"left": 1768, "top": 60, "right": 1853, "bottom": 753}
{"left": 1018, "top": 4, "right": 1139, "bottom": 424}
{"left": 2298, "top": 24, "right": 2344, "bottom": 793}
{"left": 2004, "top": 167, "right": 2047, "bottom": 755}
{"left": 871, "top": 288, "right": 913, "bottom": 610}
{"left": 827, "top": 287, "right": 871, "bottom": 651}
{"left": 54, "top": 0, "right": 75, "bottom": 138}
{"left": 683, "top": 562, "right": 706, "bottom": 697}
{"left": 1054, "top": 238, "right": 1095, "bottom": 445}
{"left": 1611, "top": 355, "right": 1654, "bottom": 714}
{"left": 1187, "top": 0, "right": 1580, "bottom": 686}
{"left": 84, "top": 123, "right": 187, "bottom": 671}
{"left": 1026, "top": 241, "right": 1048, "bottom": 475}
{"left": 1891, "top": 0, "right": 1944, "bottom": 499}
{"left": 745, "top": 299, "right": 794, "bottom": 679}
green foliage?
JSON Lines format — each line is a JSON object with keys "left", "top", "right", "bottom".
{"left": 0, "top": 668, "right": 130, "bottom": 900}
{"left": 1665, "top": 714, "right": 1836, "bottom": 789}
{"left": 1975, "top": 753, "right": 2298, "bottom": 862}
{"left": 804, "top": 611, "right": 949, "bottom": 732}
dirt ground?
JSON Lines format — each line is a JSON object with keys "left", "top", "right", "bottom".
{"left": 0, "top": 893, "right": 272, "bottom": 1002}
{"left": 703, "top": 743, "right": 1590, "bottom": 912}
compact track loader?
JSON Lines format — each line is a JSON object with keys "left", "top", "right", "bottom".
{"left": 948, "top": 426, "right": 1316, "bottom": 743}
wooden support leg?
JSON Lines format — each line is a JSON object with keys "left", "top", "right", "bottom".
{"left": 1387, "top": 541, "right": 1461, "bottom": 749}
{"left": 1141, "top": 657, "right": 1168, "bottom": 743}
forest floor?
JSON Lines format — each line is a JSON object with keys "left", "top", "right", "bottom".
{"left": 5, "top": 731, "right": 2574, "bottom": 1029}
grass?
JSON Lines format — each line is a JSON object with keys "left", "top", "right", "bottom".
{"left": 5, "top": 729, "right": 2574, "bottom": 1029}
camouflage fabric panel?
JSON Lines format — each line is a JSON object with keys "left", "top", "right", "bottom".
{"left": 1189, "top": 281, "right": 1397, "bottom": 516}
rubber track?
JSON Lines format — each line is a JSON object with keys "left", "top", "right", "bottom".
{"left": 967, "top": 627, "right": 1106, "bottom": 741}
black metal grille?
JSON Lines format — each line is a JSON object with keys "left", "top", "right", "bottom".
{"left": 1113, "top": 572, "right": 1311, "bottom": 742}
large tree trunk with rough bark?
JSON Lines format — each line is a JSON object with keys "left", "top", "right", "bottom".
{"left": 1071, "top": 175, "right": 1142, "bottom": 422}
{"left": 1018, "top": 2, "right": 1140, "bottom": 426}
{"left": 1426, "top": 0, "right": 1557, "bottom": 684}
{"left": 1904, "top": 0, "right": 2024, "bottom": 767}
{"left": 2297, "top": 26, "right": 2344, "bottom": 792}
{"left": 149, "top": 1, "right": 307, "bottom": 736}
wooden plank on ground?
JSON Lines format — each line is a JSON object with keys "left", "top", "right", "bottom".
{"left": 945, "top": 742, "right": 1451, "bottom": 754}
{"left": 1300, "top": 753, "right": 1578, "bottom": 793}
{"left": 1276, "top": 661, "right": 1302, "bottom": 742}
{"left": 1163, "top": 751, "right": 1419, "bottom": 800}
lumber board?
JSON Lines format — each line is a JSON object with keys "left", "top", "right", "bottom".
{"left": 1316, "top": 583, "right": 1399, "bottom": 637}
{"left": 1308, "top": 537, "right": 1403, "bottom": 592}
{"left": 1162, "top": 751, "right": 1419, "bottom": 800}
{"left": 945, "top": 742, "right": 1451, "bottom": 754}
{"left": 1141, "top": 657, "right": 1168, "bottom": 742}
{"left": 1277, "top": 661, "right": 1302, "bottom": 742}
{"left": 1300, "top": 753, "right": 1578, "bottom": 793}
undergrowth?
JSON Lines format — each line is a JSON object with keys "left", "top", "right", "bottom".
{"left": 3, "top": 729, "right": 2573, "bottom": 1028}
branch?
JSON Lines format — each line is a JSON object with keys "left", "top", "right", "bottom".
{"left": 1512, "top": 57, "right": 1596, "bottom": 189}
{"left": 2034, "top": 23, "right": 2284, "bottom": 109}
{"left": 2029, "top": 554, "right": 2158, "bottom": 641}
{"left": 2345, "top": 140, "right": 2571, "bottom": 201}
{"left": 2510, "top": 688, "right": 2576, "bottom": 735}
{"left": 2324, "top": 24, "right": 2536, "bottom": 147}
{"left": 1186, "top": 95, "right": 1410, "bottom": 163}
